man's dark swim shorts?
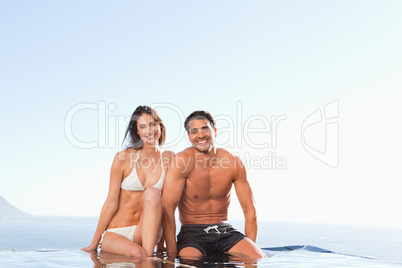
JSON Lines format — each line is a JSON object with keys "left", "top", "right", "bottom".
{"left": 177, "top": 223, "right": 246, "bottom": 254}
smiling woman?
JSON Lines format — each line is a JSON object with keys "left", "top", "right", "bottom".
{"left": 81, "top": 106, "right": 175, "bottom": 257}
{"left": 123, "top": 106, "right": 167, "bottom": 150}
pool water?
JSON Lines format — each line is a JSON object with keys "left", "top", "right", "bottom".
{"left": 1, "top": 248, "right": 402, "bottom": 267}
{"left": 1, "top": 217, "right": 402, "bottom": 267}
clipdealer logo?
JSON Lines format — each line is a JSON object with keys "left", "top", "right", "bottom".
{"left": 64, "top": 100, "right": 339, "bottom": 168}
{"left": 301, "top": 100, "right": 339, "bottom": 168}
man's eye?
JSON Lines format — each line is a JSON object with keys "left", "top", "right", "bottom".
{"left": 190, "top": 129, "right": 198, "bottom": 134}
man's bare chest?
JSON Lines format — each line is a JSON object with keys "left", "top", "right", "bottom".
{"left": 185, "top": 168, "right": 233, "bottom": 199}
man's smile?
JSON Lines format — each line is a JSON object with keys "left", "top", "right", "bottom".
{"left": 197, "top": 139, "right": 208, "bottom": 144}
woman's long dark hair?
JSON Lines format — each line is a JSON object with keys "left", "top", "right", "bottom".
{"left": 122, "top": 106, "right": 166, "bottom": 149}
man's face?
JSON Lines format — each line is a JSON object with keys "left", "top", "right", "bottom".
{"left": 187, "top": 119, "right": 216, "bottom": 153}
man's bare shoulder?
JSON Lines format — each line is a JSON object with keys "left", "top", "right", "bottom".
{"left": 216, "top": 148, "right": 240, "bottom": 163}
{"left": 215, "top": 148, "right": 245, "bottom": 171}
{"left": 162, "top": 150, "right": 175, "bottom": 159}
{"left": 177, "top": 147, "right": 197, "bottom": 158}
{"left": 216, "top": 148, "right": 235, "bottom": 158}
{"left": 171, "top": 148, "right": 197, "bottom": 174}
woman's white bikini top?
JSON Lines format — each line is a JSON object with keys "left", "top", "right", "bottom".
{"left": 121, "top": 150, "right": 165, "bottom": 192}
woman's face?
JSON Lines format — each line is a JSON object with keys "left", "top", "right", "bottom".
{"left": 136, "top": 113, "right": 161, "bottom": 146}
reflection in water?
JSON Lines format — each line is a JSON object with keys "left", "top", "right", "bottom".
{"left": 177, "top": 251, "right": 259, "bottom": 267}
{"left": 86, "top": 250, "right": 261, "bottom": 267}
{"left": 87, "top": 250, "right": 160, "bottom": 267}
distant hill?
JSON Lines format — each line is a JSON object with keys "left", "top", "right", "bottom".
{"left": 0, "top": 195, "right": 31, "bottom": 219}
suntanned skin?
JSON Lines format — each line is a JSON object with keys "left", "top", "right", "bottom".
{"left": 162, "top": 119, "right": 266, "bottom": 258}
{"left": 82, "top": 113, "right": 174, "bottom": 257}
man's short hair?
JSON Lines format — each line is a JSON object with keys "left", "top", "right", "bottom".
{"left": 184, "top": 111, "right": 215, "bottom": 133}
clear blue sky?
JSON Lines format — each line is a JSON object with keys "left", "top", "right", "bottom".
{"left": 1, "top": 1, "right": 401, "bottom": 229}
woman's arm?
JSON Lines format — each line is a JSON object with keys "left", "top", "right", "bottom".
{"left": 81, "top": 152, "right": 125, "bottom": 251}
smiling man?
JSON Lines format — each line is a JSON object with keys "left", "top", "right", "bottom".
{"left": 162, "top": 111, "right": 266, "bottom": 259}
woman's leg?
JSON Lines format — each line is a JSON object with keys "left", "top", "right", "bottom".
{"left": 135, "top": 187, "right": 162, "bottom": 256}
{"left": 100, "top": 231, "right": 147, "bottom": 257}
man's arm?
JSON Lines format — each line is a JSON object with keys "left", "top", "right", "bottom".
{"left": 233, "top": 156, "right": 258, "bottom": 242}
{"left": 162, "top": 153, "right": 190, "bottom": 254}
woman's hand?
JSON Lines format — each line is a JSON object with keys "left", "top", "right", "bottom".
{"left": 80, "top": 245, "right": 98, "bottom": 252}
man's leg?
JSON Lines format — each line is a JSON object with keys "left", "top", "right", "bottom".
{"left": 177, "top": 224, "right": 208, "bottom": 259}
{"left": 228, "top": 238, "right": 267, "bottom": 258}
{"left": 179, "top": 246, "right": 203, "bottom": 258}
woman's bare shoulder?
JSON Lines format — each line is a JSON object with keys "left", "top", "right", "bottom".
{"left": 113, "top": 148, "right": 139, "bottom": 164}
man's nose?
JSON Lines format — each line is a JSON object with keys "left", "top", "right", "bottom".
{"left": 196, "top": 131, "right": 205, "bottom": 138}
